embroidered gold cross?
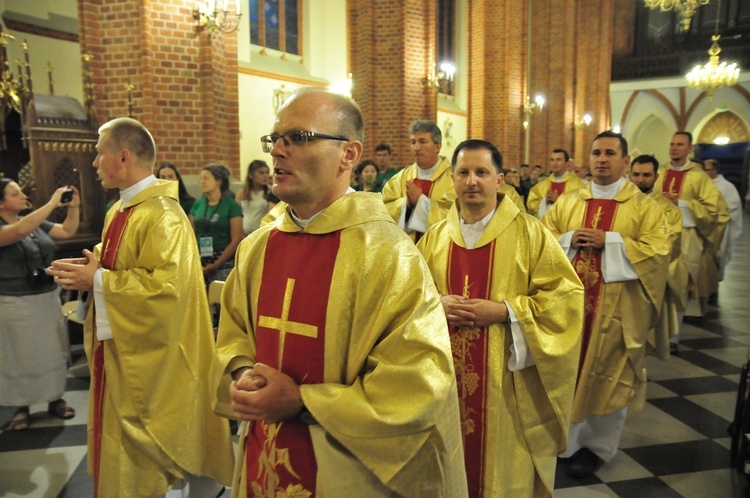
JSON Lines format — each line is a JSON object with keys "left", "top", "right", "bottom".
{"left": 462, "top": 275, "right": 472, "bottom": 298}
{"left": 668, "top": 177, "right": 677, "bottom": 197}
{"left": 591, "top": 206, "right": 604, "bottom": 230}
{"left": 258, "top": 278, "right": 319, "bottom": 369}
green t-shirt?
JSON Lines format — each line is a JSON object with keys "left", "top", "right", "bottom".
{"left": 376, "top": 168, "right": 399, "bottom": 192}
{"left": 190, "top": 195, "right": 243, "bottom": 253}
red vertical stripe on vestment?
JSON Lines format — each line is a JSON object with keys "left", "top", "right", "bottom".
{"left": 446, "top": 241, "right": 495, "bottom": 498}
{"left": 246, "top": 229, "right": 340, "bottom": 497}
{"left": 92, "top": 208, "right": 133, "bottom": 497}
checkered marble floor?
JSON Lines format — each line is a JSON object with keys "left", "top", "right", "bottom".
{"left": 1, "top": 217, "right": 748, "bottom": 498}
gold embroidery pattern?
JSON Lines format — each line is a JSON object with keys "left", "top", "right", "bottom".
{"left": 451, "top": 275, "right": 481, "bottom": 438}
{"left": 251, "top": 422, "right": 312, "bottom": 498}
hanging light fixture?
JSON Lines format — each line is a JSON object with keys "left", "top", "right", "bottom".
{"left": 643, "top": 0, "right": 710, "bottom": 31}
{"left": 685, "top": 36, "right": 739, "bottom": 101}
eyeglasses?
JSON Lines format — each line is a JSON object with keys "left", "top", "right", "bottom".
{"left": 260, "top": 130, "right": 350, "bottom": 153}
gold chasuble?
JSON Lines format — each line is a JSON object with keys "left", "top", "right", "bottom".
{"left": 84, "top": 180, "right": 234, "bottom": 497}
{"left": 542, "top": 182, "right": 670, "bottom": 422}
{"left": 212, "top": 192, "right": 468, "bottom": 498}
{"left": 653, "top": 162, "right": 723, "bottom": 303}
{"left": 497, "top": 182, "right": 526, "bottom": 212}
{"left": 418, "top": 197, "right": 583, "bottom": 497}
{"left": 381, "top": 156, "right": 456, "bottom": 241}
{"left": 526, "top": 174, "right": 585, "bottom": 218}
{"left": 649, "top": 195, "right": 689, "bottom": 360}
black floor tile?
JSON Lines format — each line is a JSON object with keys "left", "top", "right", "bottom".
{"left": 554, "top": 457, "right": 604, "bottom": 489}
{"left": 649, "top": 397, "right": 734, "bottom": 439}
{"left": 64, "top": 376, "right": 90, "bottom": 392}
{"left": 677, "top": 350, "right": 743, "bottom": 375}
{"left": 682, "top": 331, "right": 746, "bottom": 347}
{"left": 0, "top": 424, "right": 87, "bottom": 452}
{"left": 623, "top": 439, "right": 731, "bottom": 476}
{"left": 655, "top": 375, "right": 739, "bottom": 396}
{"left": 607, "top": 477, "right": 684, "bottom": 498}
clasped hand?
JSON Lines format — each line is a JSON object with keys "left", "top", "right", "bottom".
{"left": 405, "top": 180, "right": 423, "bottom": 207}
{"left": 440, "top": 294, "right": 508, "bottom": 329}
{"left": 46, "top": 249, "right": 100, "bottom": 292}
{"left": 572, "top": 228, "right": 605, "bottom": 249}
{"left": 230, "top": 362, "right": 303, "bottom": 424}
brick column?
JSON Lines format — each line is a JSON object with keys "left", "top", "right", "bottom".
{"left": 468, "top": 0, "right": 614, "bottom": 168}
{"left": 348, "top": 0, "right": 437, "bottom": 166}
{"left": 467, "top": 0, "right": 526, "bottom": 167}
{"left": 78, "top": 0, "right": 239, "bottom": 177}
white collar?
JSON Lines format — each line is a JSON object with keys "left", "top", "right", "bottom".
{"left": 290, "top": 187, "right": 356, "bottom": 228}
{"left": 119, "top": 175, "right": 156, "bottom": 210}
{"left": 416, "top": 161, "right": 437, "bottom": 180}
{"left": 591, "top": 177, "right": 625, "bottom": 200}
{"left": 459, "top": 209, "right": 494, "bottom": 249}
{"left": 552, "top": 171, "right": 569, "bottom": 182}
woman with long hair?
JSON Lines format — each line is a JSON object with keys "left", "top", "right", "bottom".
{"left": 189, "top": 164, "right": 243, "bottom": 284}
{"left": 0, "top": 179, "right": 80, "bottom": 430}
{"left": 235, "top": 160, "right": 271, "bottom": 235}
{"left": 156, "top": 163, "right": 195, "bottom": 214}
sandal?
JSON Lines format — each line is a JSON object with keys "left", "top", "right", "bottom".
{"left": 10, "top": 407, "right": 30, "bottom": 431}
{"left": 48, "top": 399, "right": 76, "bottom": 420}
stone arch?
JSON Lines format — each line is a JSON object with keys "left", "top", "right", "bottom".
{"left": 695, "top": 110, "right": 750, "bottom": 144}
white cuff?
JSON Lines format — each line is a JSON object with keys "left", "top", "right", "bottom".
{"left": 407, "top": 195, "right": 431, "bottom": 233}
{"left": 506, "top": 302, "right": 536, "bottom": 371}
{"left": 537, "top": 199, "right": 549, "bottom": 219}
{"left": 397, "top": 202, "right": 407, "bottom": 230}
{"left": 558, "top": 231, "right": 578, "bottom": 261}
{"left": 602, "top": 232, "right": 638, "bottom": 282}
{"left": 93, "top": 268, "right": 113, "bottom": 340}
{"left": 678, "top": 199, "right": 696, "bottom": 228}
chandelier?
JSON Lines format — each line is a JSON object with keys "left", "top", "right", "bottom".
{"left": 685, "top": 36, "right": 740, "bottom": 101}
{"left": 643, "top": 0, "right": 710, "bottom": 31}
{"left": 193, "top": 0, "right": 241, "bottom": 37}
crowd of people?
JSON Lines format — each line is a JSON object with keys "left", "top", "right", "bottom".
{"left": 0, "top": 86, "right": 744, "bottom": 497}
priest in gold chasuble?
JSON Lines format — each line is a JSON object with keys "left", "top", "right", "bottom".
{"left": 211, "top": 89, "right": 467, "bottom": 498}
{"left": 418, "top": 140, "right": 583, "bottom": 497}
{"left": 526, "top": 149, "right": 585, "bottom": 218}
{"left": 542, "top": 132, "right": 670, "bottom": 479}
{"left": 629, "top": 155, "right": 689, "bottom": 359}
{"left": 654, "top": 132, "right": 724, "bottom": 319}
{"left": 381, "top": 120, "right": 455, "bottom": 241}
{"left": 47, "top": 118, "right": 234, "bottom": 498}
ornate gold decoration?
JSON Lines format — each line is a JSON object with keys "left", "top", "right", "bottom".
{"left": 251, "top": 422, "right": 311, "bottom": 498}
{"left": 643, "top": 0, "right": 710, "bottom": 31}
{"left": 685, "top": 36, "right": 740, "bottom": 102}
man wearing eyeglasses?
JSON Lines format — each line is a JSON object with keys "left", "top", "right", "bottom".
{"left": 210, "top": 88, "right": 467, "bottom": 497}
{"left": 381, "top": 120, "right": 456, "bottom": 241}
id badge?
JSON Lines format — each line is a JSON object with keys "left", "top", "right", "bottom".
{"left": 199, "top": 236, "right": 214, "bottom": 257}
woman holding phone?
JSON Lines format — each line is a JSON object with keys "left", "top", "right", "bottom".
{"left": 0, "top": 179, "right": 80, "bottom": 430}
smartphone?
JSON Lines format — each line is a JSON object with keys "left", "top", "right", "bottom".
{"left": 60, "top": 189, "right": 74, "bottom": 204}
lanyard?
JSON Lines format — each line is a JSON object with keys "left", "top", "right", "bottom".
{"left": 201, "top": 197, "right": 222, "bottom": 237}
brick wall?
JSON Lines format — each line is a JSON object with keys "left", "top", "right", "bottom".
{"left": 348, "top": 0, "right": 438, "bottom": 167}
{"left": 78, "top": 0, "right": 240, "bottom": 178}
{"left": 467, "top": 0, "right": 614, "bottom": 168}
